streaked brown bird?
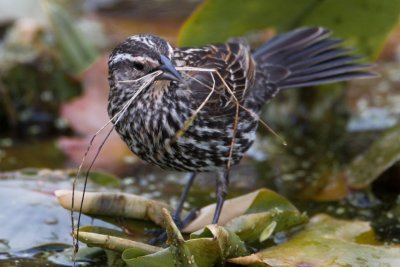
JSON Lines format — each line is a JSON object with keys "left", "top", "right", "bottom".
{"left": 107, "top": 27, "right": 376, "bottom": 236}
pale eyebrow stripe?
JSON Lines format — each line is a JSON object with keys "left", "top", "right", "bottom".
{"left": 110, "top": 53, "right": 136, "bottom": 64}
{"left": 110, "top": 54, "right": 160, "bottom": 65}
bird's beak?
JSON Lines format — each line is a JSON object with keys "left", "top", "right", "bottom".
{"left": 156, "top": 55, "right": 183, "bottom": 82}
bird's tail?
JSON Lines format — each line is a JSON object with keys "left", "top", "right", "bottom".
{"left": 253, "top": 27, "right": 377, "bottom": 89}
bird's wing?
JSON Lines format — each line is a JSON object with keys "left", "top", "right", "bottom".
{"left": 174, "top": 40, "right": 256, "bottom": 116}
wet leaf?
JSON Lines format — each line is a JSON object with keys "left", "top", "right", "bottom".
{"left": 64, "top": 190, "right": 305, "bottom": 266}
{"left": 190, "top": 224, "right": 248, "bottom": 260}
{"left": 163, "top": 208, "right": 198, "bottom": 267}
{"left": 59, "top": 188, "right": 307, "bottom": 247}
{"left": 183, "top": 188, "right": 307, "bottom": 237}
{"left": 122, "top": 210, "right": 245, "bottom": 267}
{"left": 179, "top": 0, "right": 400, "bottom": 58}
{"left": 104, "top": 249, "right": 128, "bottom": 267}
{"left": 123, "top": 239, "right": 221, "bottom": 267}
{"left": 75, "top": 226, "right": 161, "bottom": 254}
{"left": 55, "top": 190, "right": 171, "bottom": 226}
{"left": 55, "top": 189, "right": 308, "bottom": 266}
{"left": 229, "top": 214, "right": 400, "bottom": 266}
{"left": 225, "top": 210, "right": 307, "bottom": 244}
{"left": 346, "top": 124, "right": 400, "bottom": 189}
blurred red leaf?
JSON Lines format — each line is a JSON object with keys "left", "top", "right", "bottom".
{"left": 58, "top": 55, "right": 136, "bottom": 173}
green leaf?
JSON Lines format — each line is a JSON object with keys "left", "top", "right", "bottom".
{"left": 123, "top": 239, "right": 220, "bottom": 267}
{"left": 179, "top": 0, "right": 400, "bottom": 58}
{"left": 346, "top": 124, "right": 400, "bottom": 189}
{"left": 123, "top": 210, "right": 248, "bottom": 267}
{"left": 190, "top": 225, "right": 248, "bottom": 261}
{"left": 229, "top": 214, "right": 400, "bottom": 266}
{"left": 183, "top": 189, "right": 308, "bottom": 242}
{"left": 244, "top": 188, "right": 299, "bottom": 214}
{"left": 123, "top": 248, "right": 176, "bottom": 267}
{"left": 163, "top": 208, "right": 198, "bottom": 267}
{"left": 225, "top": 211, "right": 307, "bottom": 244}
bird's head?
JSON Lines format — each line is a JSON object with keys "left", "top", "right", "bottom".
{"left": 108, "top": 34, "right": 182, "bottom": 100}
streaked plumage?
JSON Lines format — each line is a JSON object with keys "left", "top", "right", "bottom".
{"left": 108, "top": 27, "right": 376, "bottom": 228}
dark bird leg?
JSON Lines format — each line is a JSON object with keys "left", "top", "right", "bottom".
{"left": 148, "top": 173, "right": 197, "bottom": 244}
{"left": 212, "top": 169, "right": 229, "bottom": 224}
{"left": 173, "top": 172, "right": 197, "bottom": 228}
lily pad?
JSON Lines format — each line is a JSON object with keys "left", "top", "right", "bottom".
{"left": 183, "top": 188, "right": 306, "bottom": 234}
{"left": 190, "top": 224, "right": 248, "bottom": 260}
{"left": 59, "top": 189, "right": 308, "bottom": 265}
{"left": 183, "top": 189, "right": 307, "bottom": 243}
{"left": 122, "top": 209, "right": 247, "bottom": 267}
{"left": 56, "top": 188, "right": 307, "bottom": 241}
{"left": 229, "top": 214, "right": 400, "bottom": 266}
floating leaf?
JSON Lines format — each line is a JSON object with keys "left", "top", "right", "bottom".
{"left": 190, "top": 224, "right": 248, "bottom": 262}
{"left": 179, "top": 0, "right": 400, "bottom": 58}
{"left": 346, "top": 124, "right": 400, "bottom": 189}
{"left": 55, "top": 190, "right": 171, "bottom": 226}
{"left": 58, "top": 188, "right": 307, "bottom": 247}
{"left": 123, "top": 238, "right": 221, "bottom": 267}
{"left": 122, "top": 210, "right": 246, "bottom": 267}
{"left": 55, "top": 189, "right": 308, "bottom": 265}
{"left": 163, "top": 208, "right": 198, "bottom": 267}
{"left": 229, "top": 214, "right": 400, "bottom": 266}
{"left": 75, "top": 226, "right": 161, "bottom": 254}
{"left": 225, "top": 210, "right": 307, "bottom": 244}
{"left": 183, "top": 188, "right": 307, "bottom": 239}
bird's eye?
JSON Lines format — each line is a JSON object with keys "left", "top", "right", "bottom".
{"left": 132, "top": 61, "right": 144, "bottom": 70}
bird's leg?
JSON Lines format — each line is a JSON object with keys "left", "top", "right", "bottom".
{"left": 212, "top": 169, "right": 230, "bottom": 224}
{"left": 148, "top": 172, "right": 197, "bottom": 245}
{"left": 173, "top": 172, "right": 197, "bottom": 228}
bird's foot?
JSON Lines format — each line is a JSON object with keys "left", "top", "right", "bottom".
{"left": 147, "top": 208, "right": 197, "bottom": 245}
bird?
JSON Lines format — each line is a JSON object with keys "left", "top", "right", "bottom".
{"left": 107, "top": 27, "right": 376, "bottom": 233}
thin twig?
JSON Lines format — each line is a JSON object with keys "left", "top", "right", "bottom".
{"left": 71, "top": 71, "right": 162, "bottom": 262}
{"left": 174, "top": 72, "right": 216, "bottom": 140}
{"left": 176, "top": 66, "right": 287, "bottom": 146}
{"left": 175, "top": 67, "right": 239, "bottom": 168}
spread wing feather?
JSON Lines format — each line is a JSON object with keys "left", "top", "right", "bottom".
{"left": 175, "top": 41, "right": 255, "bottom": 116}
